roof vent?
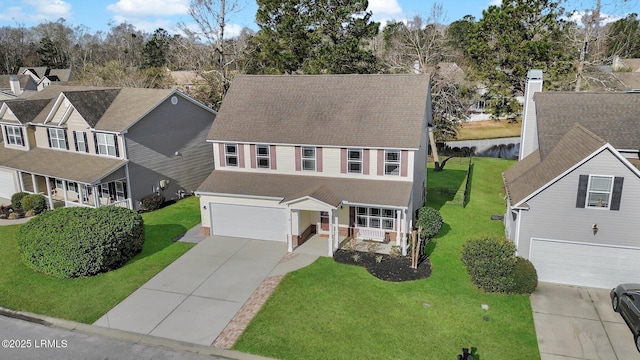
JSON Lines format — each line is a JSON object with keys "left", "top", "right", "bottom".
{"left": 626, "top": 89, "right": 640, "bottom": 93}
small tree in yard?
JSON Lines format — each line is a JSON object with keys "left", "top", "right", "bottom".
{"left": 415, "top": 207, "right": 443, "bottom": 240}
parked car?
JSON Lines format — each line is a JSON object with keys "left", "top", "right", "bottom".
{"left": 611, "top": 283, "right": 640, "bottom": 352}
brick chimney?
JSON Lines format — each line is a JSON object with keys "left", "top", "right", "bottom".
{"left": 519, "top": 70, "right": 543, "bottom": 160}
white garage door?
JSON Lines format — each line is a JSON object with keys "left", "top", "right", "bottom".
{"left": 0, "top": 169, "right": 17, "bottom": 199}
{"left": 530, "top": 238, "right": 640, "bottom": 289}
{"left": 210, "top": 203, "right": 287, "bottom": 242}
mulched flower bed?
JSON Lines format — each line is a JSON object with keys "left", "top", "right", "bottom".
{"left": 333, "top": 249, "right": 431, "bottom": 282}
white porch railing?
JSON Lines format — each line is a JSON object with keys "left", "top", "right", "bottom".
{"left": 356, "top": 227, "right": 387, "bottom": 242}
{"left": 111, "top": 198, "right": 133, "bottom": 209}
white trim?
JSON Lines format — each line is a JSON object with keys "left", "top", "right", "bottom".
{"left": 514, "top": 209, "right": 522, "bottom": 254}
{"left": 529, "top": 237, "right": 640, "bottom": 260}
{"left": 513, "top": 144, "right": 640, "bottom": 208}
{"left": 282, "top": 195, "right": 338, "bottom": 209}
{"left": 194, "top": 191, "right": 283, "bottom": 201}
{"left": 205, "top": 139, "right": 419, "bottom": 151}
{"left": 342, "top": 200, "right": 407, "bottom": 210}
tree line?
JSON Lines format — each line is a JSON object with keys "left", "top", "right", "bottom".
{"left": 1, "top": 0, "right": 638, "bottom": 140}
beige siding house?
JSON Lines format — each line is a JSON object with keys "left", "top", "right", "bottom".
{"left": 0, "top": 85, "right": 215, "bottom": 210}
{"left": 196, "top": 74, "right": 432, "bottom": 256}
{"left": 504, "top": 71, "right": 640, "bottom": 288}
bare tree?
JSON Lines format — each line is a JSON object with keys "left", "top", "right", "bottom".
{"left": 181, "top": 0, "right": 244, "bottom": 99}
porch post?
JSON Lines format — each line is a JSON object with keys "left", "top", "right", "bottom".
{"left": 333, "top": 209, "right": 339, "bottom": 250}
{"left": 18, "top": 171, "right": 24, "bottom": 192}
{"left": 402, "top": 210, "right": 409, "bottom": 256}
{"left": 30, "top": 173, "right": 37, "bottom": 194}
{"left": 62, "top": 181, "right": 69, "bottom": 204}
{"left": 93, "top": 185, "right": 100, "bottom": 207}
{"left": 78, "top": 184, "right": 85, "bottom": 206}
{"left": 395, "top": 210, "right": 401, "bottom": 246}
{"left": 327, "top": 207, "right": 334, "bottom": 256}
{"left": 286, "top": 207, "right": 293, "bottom": 252}
{"left": 45, "top": 177, "right": 54, "bottom": 209}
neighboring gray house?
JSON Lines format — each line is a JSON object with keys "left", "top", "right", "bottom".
{"left": 196, "top": 74, "right": 432, "bottom": 256}
{"left": 503, "top": 70, "right": 640, "bottom": 288}
{"left": 0, "top": 85, "right": 215, "bottom": 210}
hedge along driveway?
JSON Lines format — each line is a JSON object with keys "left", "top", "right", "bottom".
{"left": 0, "top": 196, "right": 200, "bottom": 324}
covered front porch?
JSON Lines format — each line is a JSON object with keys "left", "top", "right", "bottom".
{"left": 295, "top": 233, "right": 398, "bottom": 257}
{"left": 284, "top": 187, "right": 410, "bottom": 257}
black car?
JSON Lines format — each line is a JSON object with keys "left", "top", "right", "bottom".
{"left": 611, "top": 283, "right": 640, "bottom": 352}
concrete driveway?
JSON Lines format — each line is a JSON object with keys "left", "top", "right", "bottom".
{"left": 94, "top": 234, "right": 317, "bottom": 347}
{"left": 530, "top": 282, "right": 640, "bottom": 359}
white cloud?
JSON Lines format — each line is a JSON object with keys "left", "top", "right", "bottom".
{"left": 567, "top": 10, "right": 621, "bottom": 27}
{"left": 489, "top": 0, "right": 501, "bottom": 6}
{"left": 368, "top": 0, "right": 403, "bottom": 17}
{"left": 0, "top": 6, "right": 26, "bottom": 22}
{"left": 107, "top": 0, "right": 188, "bottom": 17}
{"left": 25, "top": 0, "right": 72, "bottom": 19}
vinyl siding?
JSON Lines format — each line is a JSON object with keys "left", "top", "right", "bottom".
{"left": 411, "top": 125, "right": 428, "bottom": 213}
{"left": 516, "top": 149, "right": 640, "bottom": 258}
{"left": 125, "top": 94, "right": 214, "bottom": 205}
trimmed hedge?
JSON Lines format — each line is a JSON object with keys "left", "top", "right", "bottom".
{"left": 509, "top": 257, "right": 538, "bottom": 294}
{"left": 461, "top": 236, "right": 517, "bottom": 293}
{"left": 20, "top": 194, "right": 48, "bottom": 214}
{"left": 461, "top": 236, "right": 538, "bottom": 294}
{"left": 140, "top": 193, "right": 165, "bottom": 212}
{"left": 11, "top": 192, "right": 28, "bottom": 209}
{"left": 17, "top": 206, "right": 144, "bottom": 278}
{"left": 415, "top": 207, "right": 443, "bottom": 239}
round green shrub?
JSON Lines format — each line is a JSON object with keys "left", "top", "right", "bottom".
{"left": 461, "top": 236, "right": 516, "bottom": 293}
{"left": 415, "top": 206, "right": 443, "bottom": 239}
{"left": 509, "top": 256, "right": 538, "bottom": 294}
{"left": 17, "top": 206, "right": 144, "bottom": 278}
{"left": 11, "top": 192, "right": 28, "bottom": 209}
{"left": 20, "top": 194, "right": 48, "bottom": 214}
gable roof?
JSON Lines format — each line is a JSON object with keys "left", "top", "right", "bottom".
{"left": 504, "top": 124, "right": 607, "bottom": 206}
{"left": 1, "top": 99, "right": 52, "bottom": 124}
{"left": 535, "top": 92, "right": 640, "bottom": 159}
{"left": 208, "top": 74, "right": 431, "bottom": 149}
{"left": 7, "top": 85, "right": 186, "bottom": 132}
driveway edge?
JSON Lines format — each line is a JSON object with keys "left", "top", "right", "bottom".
{"left": 0, "top": 307, "right": 274, "bottom": 360}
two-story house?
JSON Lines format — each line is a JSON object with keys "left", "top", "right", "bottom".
{"left": 503, "top": 70, "right": 640, "bottom": 288}
{"left": 0, "top": 85, "right": 215, "bottom": 210}
{"left": 196, "top": 75, "right": 432, "bottom": 256}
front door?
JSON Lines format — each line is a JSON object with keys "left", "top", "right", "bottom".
{"left": 320, "top": 211, "right": 329, "bottom": 231}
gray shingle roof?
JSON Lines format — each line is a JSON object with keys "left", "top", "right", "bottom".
{"left": 2, "top": 99, "right": 52, "bottom": 124}
{"left": 198, "top": 170, "right": 413, "bottom": 208}
{"left": 208, "top": 74, "right": 431, "bottom": 149}
{"left": 504, "top": 124, "right": 606, "bottom": 205}
{"left": 535, "top": 92, "right": 640, "bottom": 159}
{"left": 0, "top": 146, "right": 126, "bottom": 184}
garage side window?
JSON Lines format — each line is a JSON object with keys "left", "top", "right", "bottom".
{"left": 4, "top": 125, "right": 24, "bottom": 146}
{"left": 576, "top": 175, "right": 623, "bottom": 210}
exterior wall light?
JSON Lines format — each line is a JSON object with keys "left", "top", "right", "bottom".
{"left": 592, "top": 224, "right": 598, "bottom": 235}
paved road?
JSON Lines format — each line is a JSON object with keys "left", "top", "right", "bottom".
{"left": 0, "top": 314, "right": 227, "bottom": 360}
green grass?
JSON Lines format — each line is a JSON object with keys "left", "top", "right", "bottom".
{"left": 0, "top": 196, "right": 200, "bottom": 324}
{"left": 234, "top": 157, "right": 539, "bottom": 360}
{"left": 458, "top": 119, "right": 522, "bottom": 140}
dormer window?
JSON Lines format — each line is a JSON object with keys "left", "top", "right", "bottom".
{"left": 256, "top": 144, "right": 270, "bottom": 168}
{"left": 4, "top": 125, "right": 24, "bottom": 146}
{"left": 48, "top": 128, "right": 68, "bottom": 150}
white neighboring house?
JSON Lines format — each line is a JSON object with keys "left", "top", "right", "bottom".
{"left": 503, "top": 70, "right": 640, "bottom": 288}
{"left": 196, "top": 74, "right": 432, "bottom": 256}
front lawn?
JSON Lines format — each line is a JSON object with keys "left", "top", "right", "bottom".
{"left": 0, "top": 196, "right": 200, "bottom": 324}
{"left": 234, "top": 157, "right": 540, "bottom": 359}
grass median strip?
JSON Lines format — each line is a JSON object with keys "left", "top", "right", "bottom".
{"left": 0, "top": 196, "right": 200, "bottom": 324}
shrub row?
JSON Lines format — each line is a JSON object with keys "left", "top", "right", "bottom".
{"left": 17, "top": 206, "right": 144, "bottom": 278}
{"left": 461, "top": 236, "right": 538, "bottom": 294}
{"left": 140, "top": 193, "right": 165, "bottom": 212}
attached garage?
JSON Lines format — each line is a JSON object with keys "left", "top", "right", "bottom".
{"left": 209, "top": 203, "right": 287, "bottom": 242}
{"left": 0, "top": 169, "right": 17, "bottom": 199}
{"left": 530, "top": 238, "right": 640, "bottom": 289}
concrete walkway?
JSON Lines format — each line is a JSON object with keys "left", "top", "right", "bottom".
{"left": 530, "top": 282, "right": 639, "bottom": 359}
{"left": 94, "top": 233, "right": 318, "bottom": 347}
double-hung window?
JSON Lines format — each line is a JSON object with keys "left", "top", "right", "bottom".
{"left": 587, "top": 175, "right": 614, "bottom": 208}
{"left": 256, "top": 145, "right": 270, "bottom": 168}
{"left": 348, "top": 149, "right": 362, "bottom": 173}
{"left": 5, "top": 126, "right": 23, "bottom": 146}
{"left": 302, "top": 147, "right": 316, "bottom": 171}
{"left": 95, "top": 133, "right": 118, "bottom": 156}
{"left": 48, "top": 128, "right": 68, "bottom": 150}
{"left": 384, "top": 150, "right": 400, "bottom": 175}
{"left": 74, "top": 131, "right": 88, "bottom": 153}
{"left": 225, "top": 143, "right": 238, "bottom": 166}
{"left": 356, "top": 207, "right": 395, "bottom": 230}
